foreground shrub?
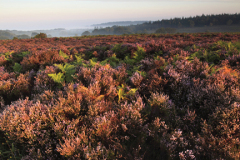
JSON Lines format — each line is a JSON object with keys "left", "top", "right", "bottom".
{"left": 0, "top": 72, "right": 30, "bottom": 105}
{"left": 197, "top": 102, "right": 240, "bottom": 159}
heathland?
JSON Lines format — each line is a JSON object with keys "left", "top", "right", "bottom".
{"left": 0, "top": 33, "right": 240, "bottom": 159}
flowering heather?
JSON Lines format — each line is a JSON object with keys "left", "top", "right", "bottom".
{"left": 0, "top": 33, "right": 240, "bottom": 159}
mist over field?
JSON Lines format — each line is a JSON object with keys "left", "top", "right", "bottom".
{"left": 1, "top": 0, "right": 240, "bottom": 30}
{"left": 1, "top": 0, "right": 240, "bottom": 39}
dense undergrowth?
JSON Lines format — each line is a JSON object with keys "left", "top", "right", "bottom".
{"left": 0, "top": 33, "right": 240, "bottom": 159}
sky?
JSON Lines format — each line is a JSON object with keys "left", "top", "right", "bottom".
{"left": 0, "top": 0, "right": 239, "bottom": 30}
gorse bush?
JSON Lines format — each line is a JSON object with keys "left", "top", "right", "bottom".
{"left": 0, "top": 33, "right": 240, "bottom": 159}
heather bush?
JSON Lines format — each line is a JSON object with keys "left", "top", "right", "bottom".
{"left": 0, "top": 52, "right": 15, "bottom": 70}
{"left": 197, "top": 102, "right": 240, "bottom": 159}
{"left": 0, "top": 54, "right": 8, "bottom": 66}
{"left": 0, "top": 99, "right": 61, "bottom": 159}
{"left": 148, "top": 92, "right": 173, "bottom": 121}
{"left": 11, "top": 51, "right": 30, "bottom": 65}
{"left": 0, "top": 96, "right": 5, "bottom": 113}
{"left": 130, "top": 71, "right": 144, "bottom": 87}
{"left": 0, "top": 72, "right": 30, "bottom": 105}
{"left": 21, "top": 50, "right": 67, "bottom": 71}
{"left": 32, "top": 65, "right": 58, "bottom": 94}
{"left": 0, "top": 66, "right": 15, "bottom": 81}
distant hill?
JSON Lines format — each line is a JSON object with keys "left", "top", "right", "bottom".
{"left": 0, "top": 30, "right": 16, "bottom": 40}
{"left": 92, "top": 21, "right": 148, "bottom": 27}
{"left": 0, "top": 30, "right": 31, "bottom": 40}
{"left": 0, "top": 28, "right": 94, "bottom": 40}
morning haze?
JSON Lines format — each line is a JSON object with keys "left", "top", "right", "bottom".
{"left": 0, "top": 0, "right": 239, "bottom": 38}
{"left": 1, "top": 0, "right": 239, "bottom": 30}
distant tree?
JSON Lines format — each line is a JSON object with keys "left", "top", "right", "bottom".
{"left": 81, "top": 31, "right": 91, "bottom": 36}
{"left": 31, "top": 32, "right": 39, "bottom": 37}
{"left": 113, "top": 26, "right": 132, "bottom": 35}
{"left": 0, "top": 35, "right": 9, "bottom": 40}
{"left": 178, "top": 22, "right": 182, "bottom": 28}
{"left": 156, "top": 28, "right": 176, "bottom": 34}
{"left": 16, "top": 34, "right": 30, "bottom": 39}
{"left": 212, "top": 18, "right": 218, "bottom": 25}
{"left": 189, "top": 20, "right": 195, "bottom": 27}
{"left": 155, "top": 28, "right": 166, "bottom": 34}
{"left": 34, "top": 33, "right": 47, "bottom": 38}
{"left": 0, "top": 30, "right": 16, "bottom": 39}
{"left": 165, "top": 28, "right": 177, "bottom": 34}
{"left": 47, "top": 34, "right": 52, "bottom": 38}
{"left": 227, "top": 19, "right": 233, "bottom": 25}
{"left": 91, "top": 29, "right": 99, "bottom": 35}
{"left": 142, "top": 29, "right": 148, "bottom": 34}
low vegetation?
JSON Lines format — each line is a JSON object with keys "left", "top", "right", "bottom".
{"left": 0, "top": 33, "right": 240, "bottom": 159}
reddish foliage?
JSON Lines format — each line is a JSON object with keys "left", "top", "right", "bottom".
{"left": 0, "top": 33, "right": 240, "bottom": 159}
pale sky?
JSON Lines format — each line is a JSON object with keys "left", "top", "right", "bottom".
{"left": 0, "top": 0, "right": 239, "bottom": 30}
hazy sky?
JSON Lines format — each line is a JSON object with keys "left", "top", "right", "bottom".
{"left": 0, "top": 0, "right": 239, "bottom": 30}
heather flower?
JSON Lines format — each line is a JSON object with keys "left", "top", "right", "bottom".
{"left": 179, "top": 150, "right": 196, "bottom": 160}
{"left": 130, "top": 71, "right": 144, "bottom": 87}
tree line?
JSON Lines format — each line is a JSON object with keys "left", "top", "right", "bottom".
{"left": 83, "top": 13, "right": 240, "bottom": 36}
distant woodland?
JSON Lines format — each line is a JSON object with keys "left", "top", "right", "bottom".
{"left": 91, "top": 21, "right": 148, "bottom": 27}
{"left": 88, "top": 13, "right": 240, "bottom": 35}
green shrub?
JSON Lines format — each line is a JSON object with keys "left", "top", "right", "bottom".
{"left": 81, "top": 31, "right": 91, "bottom": 36}
{"left": 48, "top": 63, "right": 76, "bottom": 84}
{"left": 133, "top": 46, "right": 146, "bottom": 62}
{"left": 48, "top": 72, "right": 64, "bottom": 84}
{"left": 34, "top": 33, "right": 47, "bottom": 38}
{"left": 100, "top": 53, "right": 120, "bottom": 68}
{"left": 12, "top": 63, "right": 22, "bottom": 73}
{"left": 59, "top": 50, "right": 69, "bottom": 59}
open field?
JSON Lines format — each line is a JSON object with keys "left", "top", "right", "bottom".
{"left": 0, "top": 33, "right": 240, "bottom": 159}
